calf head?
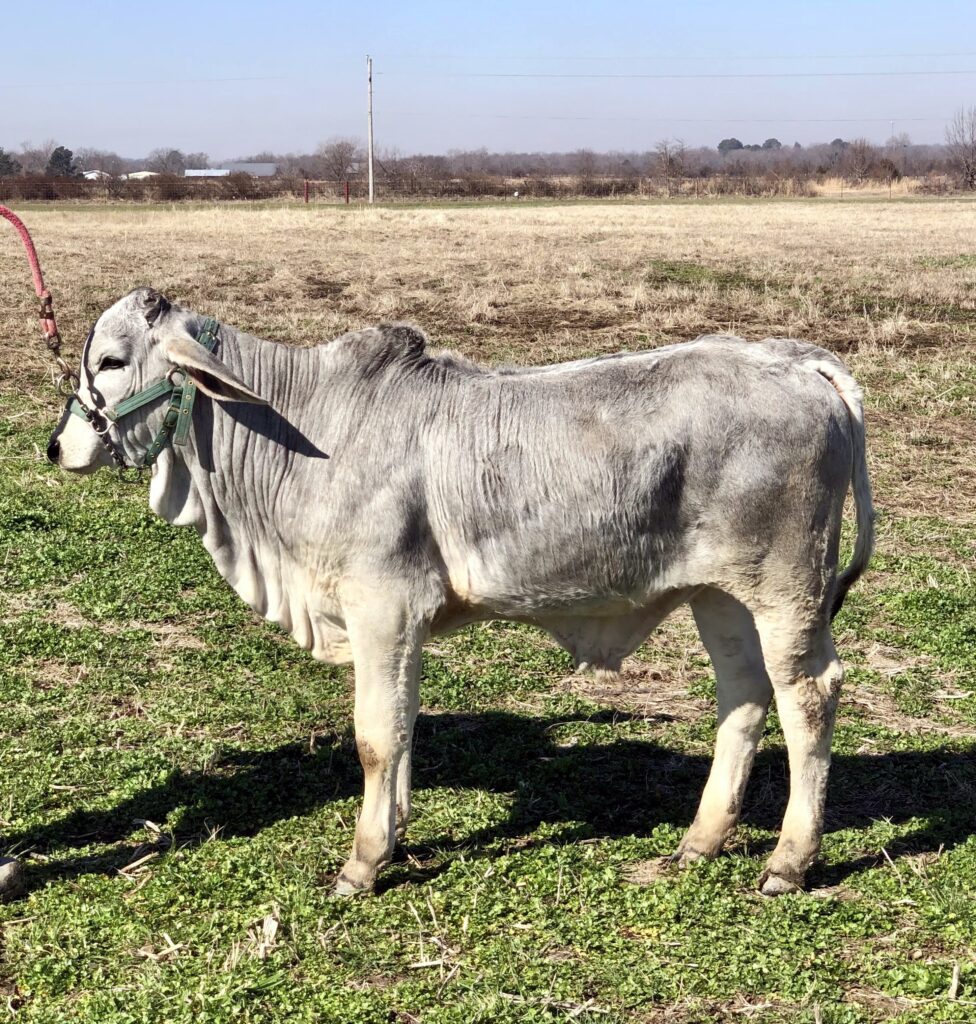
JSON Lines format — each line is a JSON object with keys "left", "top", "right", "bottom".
{"left": 48, "top": 288, "right": 265, "bottom": 474}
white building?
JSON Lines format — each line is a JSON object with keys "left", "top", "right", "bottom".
{"left": 184, "top": 163, "right": 278, "bottom": 178}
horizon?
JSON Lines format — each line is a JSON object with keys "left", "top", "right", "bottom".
{"left": 3, "top": 1, "right": 976, "bottom": 156}
{"left": 15, "top": 137, "right": 949, "bottom": 170}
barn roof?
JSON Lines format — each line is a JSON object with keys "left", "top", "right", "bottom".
{"left": 225, "top": 162, "right": 278, "bottom": 177}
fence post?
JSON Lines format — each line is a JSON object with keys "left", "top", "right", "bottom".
{"left": 304, "top": 178, "right": 309, "bottom": 204}
{"left": 345, "top": 180, "right": 350, "bottom": 204}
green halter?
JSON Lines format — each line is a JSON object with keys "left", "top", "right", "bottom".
{"left": 69, "top": 318, "right": 219, "bottom": 469}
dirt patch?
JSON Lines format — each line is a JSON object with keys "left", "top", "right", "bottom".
{"left": 558, "top": 662, "right": 713, "bottom": 724}
{"left": 7, "top": 595, "right": 208, "bottom": 654}
{"left": 304, "top": 276, "right": 349, "bottom": 300}
{"left": 807, "top": 883, "right": 861, "bottom": 902}
{"left": 620, "top": 857, "right": 678, "bottom": 886}
{"left": 842, "top": 986, "right": 916, "bottom": 1018}
{"left": 31, "top": 660, "right": 90, "bottom": 691}
{"left": 633, "top": 996, "right": 808, "bottom": 1024}
{"left": 130, "top": 621, "right": 207, "bottom": 651}
{"left": 492, "top": 304, "right": 630, "bottom": 334}
{"left": 868, "top": 408, "right": 976, "bottom": 524}
{"left": 44, "top": 599, "right": 92, "bottom": 631}
{"left": 843, "top": 643, "right": 976, "bottom": 738}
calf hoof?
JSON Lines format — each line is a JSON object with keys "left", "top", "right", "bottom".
{"left": 758, "top": 868, "right": 804, "bottom": 897}
{"left": 0, "top": 858, "right": 26, "bottom": 902}
{"left": 672, "top": 847, "right": 710, "bottom": 868}
{"left": 334, "top": 859, "right": 379, "bottom": 897}
{"left": 670, "top": 834, "right": 723, "bottom": 868}
{"left": 334, "top": 873, "right": 372, "bottom": 897}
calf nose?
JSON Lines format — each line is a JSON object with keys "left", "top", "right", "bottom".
{"left": 46, "top": 437, "right": 60, "bottom": 464}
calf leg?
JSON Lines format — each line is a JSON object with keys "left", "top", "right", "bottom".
{"left": 395, "top": 679, "right": 420, "bottom": 839}
{"left": 675, "top": 589, "right": 772, "bottom": 863}
{"left": 753, "top": 608, "right": 843, "bottom": 895}
{"left": 335, "top": 587, "right": 425, "bottom": 896}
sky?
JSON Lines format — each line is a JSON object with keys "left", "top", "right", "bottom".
{"left": 3, "top": 0, "right": 976, "bottom": 159}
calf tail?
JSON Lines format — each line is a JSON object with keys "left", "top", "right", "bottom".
{"left": 806, "top": 357, "right": 875, "bottom": 619}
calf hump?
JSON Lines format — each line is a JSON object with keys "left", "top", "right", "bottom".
{"left": 345, "top": 323, "right": 489, "bottom": 386}
{"left": 380, "top": 323, "right": 427, "bottom": 356}
{"left": 353, "top": 323, "right": 428, "bottom": 379}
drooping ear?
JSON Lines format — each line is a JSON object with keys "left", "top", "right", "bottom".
{"left": 142, "top": 288, "right": 171, "bottom": 327}
{"left": 161, "top": 331, "right": 268, "bottom": 405}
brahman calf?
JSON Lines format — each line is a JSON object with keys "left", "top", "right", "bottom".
{"left": 47, "top": 288, "right": 873, "bottom": 897}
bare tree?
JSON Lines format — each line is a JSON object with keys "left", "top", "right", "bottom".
{"left": 76, "top": 148, "right": 126, "bottom": 176}
{"left": 146, "top": 148, "right": 187, "bottom": 175}
{"left": 18, "top": 139, "right": 58, "bottom": 174}
{"left": 845, "top": 138, "right": 877, "bottom": 184}
{"left": 654, "top": 138, "right": 686, "bottom": 195}
{"left": 185, "top": 152, "right": 210, "bottom": 170}
{"left": 573, "top": 148, "right": 597, "bottom": 180}
{"left": 316, "top": 138, "right": 361, "bottom": 183}
{"left": 945, "top": 106, "right": 976, "bottom": 189}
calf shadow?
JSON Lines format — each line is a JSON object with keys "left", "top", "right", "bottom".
{"left": 408, "top": 711, "right": 976, "bottom": 889}
{"left": 7, "top": 708, "right": 975, "bottom": 895}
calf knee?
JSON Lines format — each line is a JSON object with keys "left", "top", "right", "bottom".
{"left": 356, "top": 736, "right": 384, "bottom": 774}
{"left": 356, "top": 734, "right": 405, "bottom": 777}
{"left": 790, "top": 658, "right": 843, "bottom": 732}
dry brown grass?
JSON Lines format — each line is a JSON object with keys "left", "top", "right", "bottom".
{"left": 1, "top": 199, "right": 973, "bottom": 526}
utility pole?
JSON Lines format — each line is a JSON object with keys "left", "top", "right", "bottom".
{"left": 367, "top": 54, "right": 375, "bottom": 204}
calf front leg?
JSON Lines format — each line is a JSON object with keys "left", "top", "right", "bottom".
{"left": 335, "top": 584, "right": 425, "bottom": 896}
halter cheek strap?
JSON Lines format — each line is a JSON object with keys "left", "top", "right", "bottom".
{"left": 69, "top": 318, "right": 220, "bottom": 470}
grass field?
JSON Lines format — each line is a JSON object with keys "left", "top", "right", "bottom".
{"left": 0, "top": 199, "right": 974, "bottom": 1023}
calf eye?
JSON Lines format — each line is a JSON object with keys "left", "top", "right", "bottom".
{"left": 98, "top": 357, "right": 127, "bottom": 372}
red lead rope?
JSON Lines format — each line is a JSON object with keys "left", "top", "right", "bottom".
{"left": 0, "top": 204, "right": 79, "bottom": 391}
{"left": 0, "top": 204, "right": 60, "bottom": 341}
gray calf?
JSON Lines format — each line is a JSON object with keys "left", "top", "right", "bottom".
{"left": 48, "top": 288, "right": 874, "bottom": 897}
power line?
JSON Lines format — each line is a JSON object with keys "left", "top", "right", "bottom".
{"left": 386, "top": 112, "right": 943, "bottom": 124}
{"left": 374, "top": 49, "right": 976, "bottom": 63}
{"left": 0, "top": 76, "right": 285, "bottom": 90}
{"left": 379, "top": 68, "right": 976, "bottom": 81}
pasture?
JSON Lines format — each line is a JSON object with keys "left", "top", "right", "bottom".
{"left": 0, "top": 198, "right": 974, "bottom": 1023}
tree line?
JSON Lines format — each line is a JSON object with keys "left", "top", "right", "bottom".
{"left": 2, "top": 106, "right": 975, "bottom": 190}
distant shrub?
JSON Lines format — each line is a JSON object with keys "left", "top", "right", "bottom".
{"left": 220, "top": 172, "right": 260, "bottom": 200}
{"left": 154, "top": 174, "right": 190, "bottom": 201}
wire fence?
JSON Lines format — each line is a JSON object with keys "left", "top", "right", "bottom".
{"left": 0, "top": 172, "right": 960, "bottom": 204}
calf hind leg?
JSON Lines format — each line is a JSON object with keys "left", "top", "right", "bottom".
{"left": 753, "top": 606, "right": 843, "bottom": 895}
{"left": 394, "top": 680, "right": 420, "bottom": 840}
{"left": 675, "top": 589, "right": 772, "bottom": 864}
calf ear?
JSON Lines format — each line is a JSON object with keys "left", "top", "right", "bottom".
{"left": 142, "top": 289, "right": 171, "bottom": 327}
{"left": 161, "top": 332, "right": 268, "bottom": 405}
